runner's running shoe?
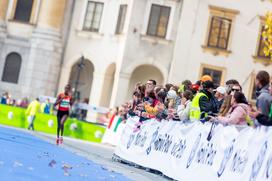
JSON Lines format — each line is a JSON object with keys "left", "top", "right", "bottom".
{"left": 56, "top": 138, "right": 60, "bottom": 145}
{"left": 59, "top": 137, "right": 63, "bottom": 144}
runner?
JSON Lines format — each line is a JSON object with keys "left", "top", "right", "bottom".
{"left": 54, "top": 84, "right": 73, "bottom": 145}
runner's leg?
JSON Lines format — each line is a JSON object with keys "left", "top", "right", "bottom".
{"left": 60, "top": 114, "right": 68, "bottom": 137}
{"left": 57, "top": 112, "right": 62, "bottom": 138}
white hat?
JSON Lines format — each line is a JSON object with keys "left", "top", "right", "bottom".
{"left": 216, "top": 86, "right": 226, "bottom": 95}
{"left": 167, "top": 90, "right": 177, "bottom": 99}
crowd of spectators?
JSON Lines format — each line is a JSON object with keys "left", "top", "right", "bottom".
{"left": 118, "top": 70, "right": 272, "bottom": 132}
{"left": 2, "top": 70, "right": 272, "bottom": 128}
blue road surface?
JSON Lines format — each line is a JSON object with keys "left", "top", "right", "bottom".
{"left": 0, "top": 126, "right": 130, "bottom": 181}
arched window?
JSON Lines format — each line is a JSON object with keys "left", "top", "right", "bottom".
{"left": 14, "top": 0, "right": 34, "bottom": 22}
{"left": 2, "top": 53, "right": 22, "bottom": 84}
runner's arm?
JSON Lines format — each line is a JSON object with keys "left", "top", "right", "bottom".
{"left": 54, "top": 95, "right": 63, "bottom": 106}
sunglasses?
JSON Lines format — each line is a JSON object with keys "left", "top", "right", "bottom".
{"left": 231, "top": 88, "right": 240, "bottom": 92}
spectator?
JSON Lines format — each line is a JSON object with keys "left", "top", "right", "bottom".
{"left": 144, "top": 89, "right": 166, "bottom": 119}
{"left": 20, "top": 97, "right": 29, "bottom": 108}
{"left": 189, "top": 80, "right": 217, "bottom": 122}
{"left": 177, "top": 90, "right": 193, "bottom": 121}
{"left": 191, "top": 83, "right": 200, "bottom": 95}
{"left": 178, "top": 80, "right": 192, "bottom": 93}
{"left": 165, "top": 83, "right": 173, "bottom": 92}
{"left": 255, "top": 71, "right": 272, "bottom": 116}
{"left": 214, "top": 92, "right": 250, "bottom": 125}
{"left": 170, "top": 85, "right": 179, "bottom": 94}
{"left": 154, "top": 85, "right": 165, "bottom": 96}
{"left": 41, "top": 98, "right": 51, "bottom": 114}
{"left": 166, "top": 90, "right": 179, "bottom": 110}
{"left": 9, "top": 98, "right": 16, "bottom": 106}
{"left": 154, "top": 89, "right": 168, "bottom": 121}
{"left": 25, "top": 98, "right": 41, "bottom": 131}
{"left": 146, "top": 79, "right": 156, "bottom": 92}
{"left": 134, "top": 82, "right": 146, "bottom": 98}
{"left": 170, "top": 85, "right": 181, "bottom": 106}
{"left": 142, "top": 80, "right": 156, "bottom": 103}
{"left": 141, "top": 91, "right": 157, "bottom": 118}
{"left": 201, "top": 75, "right": 213, "bottom": 83}
{"left": 127, "top": 91, "right": 143, "bottom": 117}
{"left": 219, "top": 80, "right": 241, "bottom": 116}
{"left": 250, "top": 80, "right": 272, "bottom": 126}
{"left": 133, "top": 91, "right": 157, "bottom": 132}
{"left": 214, "top": 86, "right": 226, "bottom": 112}
{"left": 1, "top": 92, "right": 8, "bottom": 105}
{"left": 166, "top": 90, "right": 180, "bottom": 120}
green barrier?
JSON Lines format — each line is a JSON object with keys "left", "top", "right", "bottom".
{"left": 0, "top": 104, "right": 105, "bottom": 143}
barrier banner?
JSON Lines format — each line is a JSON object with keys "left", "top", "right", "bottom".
{"left": 114, "top": 117, "right": 272, "bottom": 181}
{"left": 101, "top": 115, "right": 126, "bottom": 146}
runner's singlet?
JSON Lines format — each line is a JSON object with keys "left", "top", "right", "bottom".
{"left": 57, "top": 93, "right": 72, "bottom": 112}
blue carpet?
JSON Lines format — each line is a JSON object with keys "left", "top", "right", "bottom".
{"left": 0, "top": 126, "right": 130, "bottom": 181}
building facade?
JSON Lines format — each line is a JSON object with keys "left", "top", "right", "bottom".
{"left": 0, "top": 0, "right": 67, "bottom": 99}
{"left": 0, "top": 0, "right": 271, "bottom": 112}
{"left": 58, "top": 0, "right": 182, "bottom": 108}
{"left": 169, "top": 0, "right": 272, "bottom": 102}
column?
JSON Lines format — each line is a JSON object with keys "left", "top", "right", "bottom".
{"left": 86, "top": 72, "right": 107, "bottom": 122}
{"left": 99, "top": 73, "right": 114, "bottom": 107}
{"left": 28, "top": 0, "right": 67, "bottom": 99}
{"left": 89, "top": 72, "right": 106, "bottom": 106}
{"left": 109, "top": 72, "right": 131, "bottom": 107}
{"left": 37, "top": 0, "right": 66, "bottom": 30}
{"left": 0, "top": 0, "right": 8, "bottom": 35}
{"left": 0, "top": 0, "right": 8, "bottom": 21}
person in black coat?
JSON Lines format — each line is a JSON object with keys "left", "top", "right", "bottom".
{"left": 199, "top": 81, "right": 218, "bottom": 118}
{"left": 250, "top": 108, "right": 272, "bottom": 126}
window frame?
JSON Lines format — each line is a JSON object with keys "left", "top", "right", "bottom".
{"left": 207, "top": 16, "right": 232, "bottom": 50}
{"left": 252, "top": 16, "right": 271, "bottom": 65}
{"left": 202, "top": 5, "right": 239, "bottom": 56}
{"left": 82, "top": 1, "right": 104, "bottom": 32}
{"left": 256, "top": 18, "right": 270, "bottom": 59}
{"left": 9, "top": 0, "right": 39, "bottom": 24}
{"left": 146, "top": 4, "right": 171, "bottom": 38}
{"left": 257, "top": 25, "right": 267, "bottom": 58}
{"left": 13, "top": 0, "right": 34, "bottom": 22}
{"left": 199, "top": 64, "right": 226, "bottom": 86}
{"left": 1, "top": 52, "right": 22, "bottom": 84}
{"left": 248, "top": 72, "right": 257, "bottom": 103}
{"left": 115, "top": 4, "right": 127, "bottom": 34}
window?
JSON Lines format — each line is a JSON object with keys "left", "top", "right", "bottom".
{"left": 13, "top": 0, "right": 34, "bottom": 22}
{"left": 257, "top": 25, "right": 270, "bottom": 59}
{"left": 203, "top": 6, "right": 239, "bottom": 56}
{"left": 200, "top": 64, "right": 226, "bottom": 86}
{"left": 83, "top": 1, "right": 104, "bottom": 32}
{"left": 251, "top": 80, "right": 257, "bottom": 100}
{"left": 115, "top": 5, "right": 127, "bottom": 34}
{"left": 147, "top": 4, "right": 171, "bottom": 38}
{"left": 202, "top": 68, "right": 222, "bottom": 86}
{"left": 2, "top": 53, "right": 22, "bottom": 84}
{"left": 248, "top": 73, "right": 257, "bottom": 101}
{"left": 207, "top": 17, "right": 232, "bottom": 49}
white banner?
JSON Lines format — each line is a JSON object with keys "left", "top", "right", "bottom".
{"left": 114, "top": 117, "right": 272, "bottom": 181}
{"left": 102, "top": 115, "right": 126, "bottom": 146}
